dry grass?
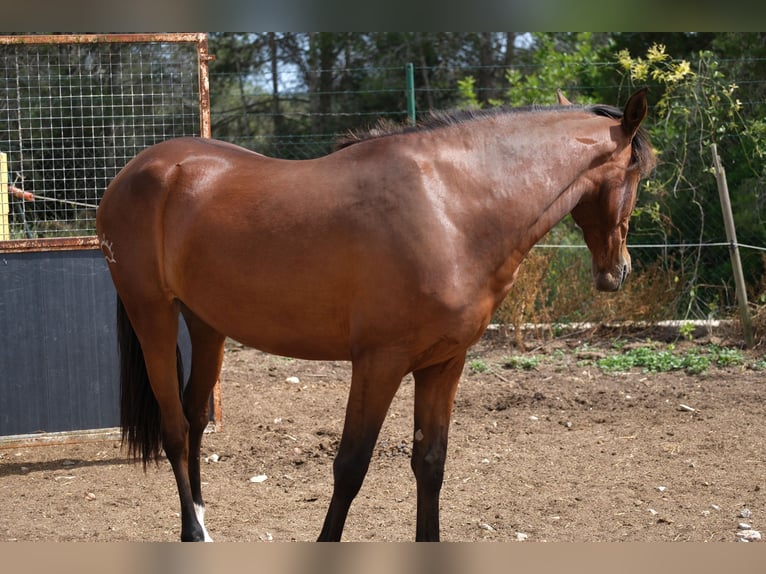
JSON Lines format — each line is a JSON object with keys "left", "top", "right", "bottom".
{"left": 751, "top": 302, "right": 766, "bottom": 349}
{"left": 746, "top": 254, "right": 766, "bottom": 348}
{"left": 493, "top": 249, "right": 556, "bottom": 348}
{"left": 494, "top": 248, "right": 684, "bottom": 347}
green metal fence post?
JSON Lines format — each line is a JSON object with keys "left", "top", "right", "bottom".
{"left": 405, "top": 63, "right": 416, "bottom": 126}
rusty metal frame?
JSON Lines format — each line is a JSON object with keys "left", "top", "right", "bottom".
{"left": 0, "top": 32, "right": 213, "bottom": 251}
{"left": 0, "top": 33, "right": 221, "bottom": 443}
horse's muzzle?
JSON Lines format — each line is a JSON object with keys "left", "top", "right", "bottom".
{"left": 594, "top": 261, "right": 630, "bottom": 292}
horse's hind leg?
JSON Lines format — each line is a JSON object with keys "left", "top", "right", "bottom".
{"left": 125, "top": 299, "right": 206, "bottom": 542}
{"left": 317, "top": 350, "right": 407, "bottom": 541}
{"left": 180, "top": 307, "right": 226, "bottom": 541}
{"left": 411, "top": 353, "right": 466, "bottom": 541}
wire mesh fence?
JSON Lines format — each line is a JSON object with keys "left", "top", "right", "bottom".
{"left": 0, "top": 34, "right": 208, "bottom": 241}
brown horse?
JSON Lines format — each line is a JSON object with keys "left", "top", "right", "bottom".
{"left": 96, "top": 89, "right": 654, "bottom": 542}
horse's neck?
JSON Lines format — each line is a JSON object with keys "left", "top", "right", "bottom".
{"left": 438, "top": 115, "right": 607, "bottom": 286}
{"left": 471, "top": 118, "right": 598, "bottom": 246}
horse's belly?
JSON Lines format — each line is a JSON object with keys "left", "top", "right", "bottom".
{"left": 225, "top": 320, "right": 353, "bottom": 362}
{"left": 180, "top": 286, "right": 354, "bottom": 361}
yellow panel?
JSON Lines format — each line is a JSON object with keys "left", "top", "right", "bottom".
{"left": 0, "top": 152, "right": 8, "bottom": 240}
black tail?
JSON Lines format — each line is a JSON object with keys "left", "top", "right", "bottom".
{"left": 117, "top": 296, "right": 184, "bottom": 468}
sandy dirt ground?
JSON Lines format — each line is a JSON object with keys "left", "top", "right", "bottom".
{"left": 1, "top": 331, "right": 764, "bottom": 543}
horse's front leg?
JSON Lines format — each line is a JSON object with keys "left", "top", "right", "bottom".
{"left": 411, "top": 353, "right": 466, "bottom": 541}
{"left": 317, "top": 350, "right": 407, "bottom": 541}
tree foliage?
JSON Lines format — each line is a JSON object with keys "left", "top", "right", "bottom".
{"left": 615, "top": 41, "right": 766, "bottom": 316}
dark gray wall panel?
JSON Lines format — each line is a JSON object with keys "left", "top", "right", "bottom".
{"left": 1, "top": 250, "right": 119, "bottom": 435}
{"left": 0, "top": 249, "right": 192, "bottom": 437}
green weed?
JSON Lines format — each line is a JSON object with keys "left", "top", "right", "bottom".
{"left": 709, "top": 345, "right": 744, "bottom": 368}
{"left": 678, "top": 322, "right": 696, "bottom": 341}
{"left": 502, "top": 355, "right": 540, "bottom": 371}
{"left": 595, "top": 343, "right": 744, "bottom": 375}
{"left": 469, "top": 359, "right": 489, "bottom": 373}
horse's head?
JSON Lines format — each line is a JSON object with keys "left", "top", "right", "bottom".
{"left": 570, "top": 89, "right": 655, "bottom": 292}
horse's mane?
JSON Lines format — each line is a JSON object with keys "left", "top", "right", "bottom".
{"left": 336, "top": 103, "right": 656, "bottom": 177}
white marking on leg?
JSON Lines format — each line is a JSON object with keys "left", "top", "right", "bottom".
{"left": 194, "top": 503, "right": 213, "bottom": 542}
{"left": 414, "top": 429, "right": 424, "bottom": 442}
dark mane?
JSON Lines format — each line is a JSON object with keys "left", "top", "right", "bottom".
{"left": 335, "top": 106, "right": 549, "bottom": 150}
{"left": 336, "top": 103, "right": 656, "bottom": 177}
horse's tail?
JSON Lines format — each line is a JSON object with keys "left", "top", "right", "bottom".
{"left": 116, "top": 296, "right": 184, "bottom": 468}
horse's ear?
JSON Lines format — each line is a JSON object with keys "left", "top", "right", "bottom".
{"left": 622, "top": 88, "right": 648, "bottom": 139}
{"left": 556, "top": 89, "right": 572, "bottom": 105}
